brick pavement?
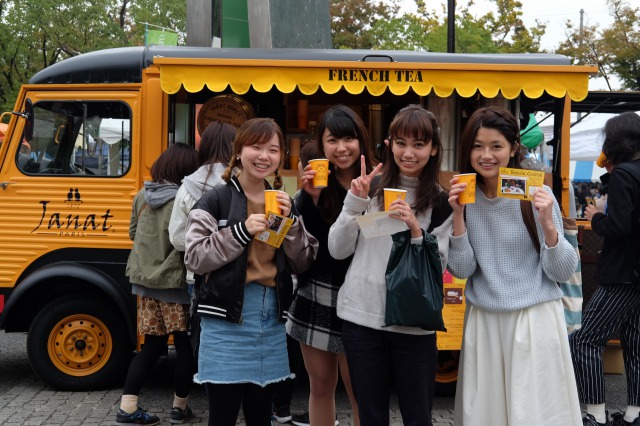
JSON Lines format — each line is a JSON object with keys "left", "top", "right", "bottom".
{"left": 0, "top": 331, "right": 627, "bottom": 426}
{"left": 0, "top": 360, "right": 455, "bottom": 425}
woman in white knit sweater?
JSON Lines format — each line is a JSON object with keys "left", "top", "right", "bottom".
{"left": 448, "top": 106, "right": 581, "bottom": 426}
{"left": 328, "top": 105, "right": 452, "bottom": 426}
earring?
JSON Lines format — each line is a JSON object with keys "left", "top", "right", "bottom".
{"left": 236, "top": 156, "right": 240, "bottom": 161}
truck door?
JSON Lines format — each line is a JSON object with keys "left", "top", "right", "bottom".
{"left": 0, "top": 89, "right": 143, "bottom": 390}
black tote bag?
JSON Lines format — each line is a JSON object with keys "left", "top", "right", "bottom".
{"left": 384, "top": 230, "right": 446, "bottom": 331}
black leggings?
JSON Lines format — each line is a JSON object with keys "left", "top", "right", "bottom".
{"left": 205, "top": 382, "right": 274, "bottom": 426}
{"left": 123, "top": 331, "right": 194, "bottom": 398}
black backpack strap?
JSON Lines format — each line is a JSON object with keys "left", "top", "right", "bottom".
{"left": 193, "top": 184, "right": 232, "bottom": 288}
{"left": 211, "top": 184, "right": 232, "bottom": 224}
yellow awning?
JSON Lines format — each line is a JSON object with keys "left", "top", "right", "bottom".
{"left": 155, "top": 57, "right": 597, "bottom": 101}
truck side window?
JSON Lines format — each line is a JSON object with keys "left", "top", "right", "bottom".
{"left": 18, "top": 101, "right": 132, "bottom": 177}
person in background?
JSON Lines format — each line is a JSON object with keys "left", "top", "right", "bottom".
{"left": 287, "top": 105, "right": 376, "bottom": 426}
{"left": 184, "top": 118, "right": 318, "bottom": 426}
{"left": 328, "top": 105, "right": 452, "bottom": 425}
{"left": 570, "top": 112, "right": 640, "bottom": 426}
{"left": 169, "top": 121, "right": 237, "bottom": 294}
{"left": 447, "top": 106, "right": 580, "bottom": 426}
{"left": 116, "top": 143, "right": 199, "bottom": 426}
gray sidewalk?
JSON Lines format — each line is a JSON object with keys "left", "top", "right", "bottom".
{"left": 0, "top": 356, "right": 455, "bottom": 425}
{"left": 0, "top": 331, "right": 629, "bottom": 425}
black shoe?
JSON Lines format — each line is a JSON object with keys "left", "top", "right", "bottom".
{"left": 273, "top": 406, "right": 292, "bottom": 423}
{"left": 116, "top": 407, "right": 160, "bottom": 425}
{"left": 611, "top": 412, "right": 640, "bottom": 426}
{"left": 583, "top": 412, "right": 610, "bottom": 426}
{"left": 291, "top": 412, "right": 339, "bottom": 426}
{"left": 170, "top": 406, "right": 193, "bottom": 424}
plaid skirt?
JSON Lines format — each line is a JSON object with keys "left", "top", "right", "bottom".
{"left": 286, "top": 276, "right": 345, "bottom": 353}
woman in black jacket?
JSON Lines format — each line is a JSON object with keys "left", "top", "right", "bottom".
{"left": 184, "top": 118, "right": 318, "bottom": 426}
{"left": 570, "top": 112, "right": 640, "bottom": 426}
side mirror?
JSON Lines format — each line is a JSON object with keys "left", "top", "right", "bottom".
{"left": 12, "top": 98, "right": 33, "bottom": 141}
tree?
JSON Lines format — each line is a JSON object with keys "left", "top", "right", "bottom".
{"left": 363, "top": 0, "right": 545, "bottom": 53}
{"left": 555, "top": 0, "right": 640, "bottom": 90}
{"left": 330, "top": 0, "right": 399, "bottom": 49}
{"left": 0, "top": 0, "right": 185, "bottom": 111}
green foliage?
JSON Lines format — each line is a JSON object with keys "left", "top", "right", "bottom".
{"left": 0, "top": 0, "right": 185, "bottom": 111}
{"left": 347, "top": 0, "right": 544, "bottom": 53}
{"left": 330, "top": 0, "right": 400, "bottom": 49}
{"left": 555, "top": 0, "right": 639, "bottom": 90}
{"left": 0, "top": 0, "right": 636, "bottom": 112}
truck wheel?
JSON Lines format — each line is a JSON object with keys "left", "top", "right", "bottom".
{"left": 435, "top": 350, "right": 459, "bottom": 396}
{"left": 27, "top": 296, "right": 132, "bottom": 391}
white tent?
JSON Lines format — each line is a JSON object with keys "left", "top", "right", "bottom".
{"left": 539, "top": 113, "right": 616, "bottom": 182}
{"left": 540, "top": 113, "right": 614, "bottom": 161}
{"left": 99, "top": 118, "right": 130, "bottom": 144}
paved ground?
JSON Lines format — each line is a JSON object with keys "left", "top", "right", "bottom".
{"left": 0, "top": 330, "right": 629, "bottom": 425}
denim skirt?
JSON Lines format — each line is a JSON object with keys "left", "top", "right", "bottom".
{"left": 194, "top": 282, "right": 293, "bottom": 387}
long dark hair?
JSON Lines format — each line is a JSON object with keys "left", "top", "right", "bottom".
{"left": 197, "top": 121, "right": 236, "bottom": 195}
{"left": 458, "top": 106, "right": 521, "bottom": 187}
{"left": 150, "top": 143, "right": 198, "bottom": 185}
{"left": 315, "top": 105, "right": 376, "bottom": 223}
{"left": 198, "top": 121, "right": 236, "bottom": 167}
{"left": 222, "top": 118, "right": 285, "bottom": 189}
{"left": 375, "top": 105, "right": 443, "bottom": 214}
{"left": 602, "top": 112, "right": 640, "bottom": 166}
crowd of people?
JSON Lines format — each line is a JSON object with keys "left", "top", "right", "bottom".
{"left": 115, "top": 106, "right": 640, "bottom": 426}
{"left": 574, "top": 181, "right": 608, "bottom": 218}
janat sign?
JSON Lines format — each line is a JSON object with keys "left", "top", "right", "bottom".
{"left": 30, "top": 189, "right": 114, "bottom": 237}
{"left": 328, "top": 69, "right": 424, "bottom": 83}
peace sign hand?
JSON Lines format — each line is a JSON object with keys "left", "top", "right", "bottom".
{"left": 350, "top": 155, "right": 383, "bottom": 199}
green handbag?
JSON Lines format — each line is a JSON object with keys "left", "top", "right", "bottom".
{"left": 384, "top": 230, "right": 447, "bottom": 331}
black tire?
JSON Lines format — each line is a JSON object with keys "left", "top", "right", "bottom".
{"left": 435, "top": 350, "right": 459, "bottom": 397}
{"left": 27, "top": 296, "right": 132, "bottom": 391}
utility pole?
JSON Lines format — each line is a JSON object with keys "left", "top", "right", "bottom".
{"left": 447, "top": 0, "right": 455, "bottom": 53}
{"left": 578, "top": 9, "right": 584, "bottom": 120}
{"left": 579, "top": 8, "right": 584, "bottom": 57}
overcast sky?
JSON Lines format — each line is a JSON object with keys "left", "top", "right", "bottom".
{"left": 395, "top": 0, "right": 616, "bottom": 89}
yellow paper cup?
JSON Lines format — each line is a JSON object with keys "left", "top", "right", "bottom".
{"left": 308, "top": 159, "right": 329, "bottom": 188}
{"left": 264, "top": 190, "right": 282, "bottom": 215}
{"left": 596, "top": 151, "right": 608, "bottom": 168}
{"left": 454, "top": 173, "right": 477, "bottom": 204}
{"left": 383, "top": 188, "right": 407, "bottom": 211}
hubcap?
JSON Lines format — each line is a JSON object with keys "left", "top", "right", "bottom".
{"left": 47, "top": 314, "right": 113, "bottom": 377}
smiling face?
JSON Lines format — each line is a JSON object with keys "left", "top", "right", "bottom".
{"left": 470, "top": 127, "right": 518, "bottom": 187}
{"left": 321, "top": 128, "right": 361, "bottom": 171}
{"left": 239, "top": 134, "right": 281, "bottom": 181}
{"left": 391, "top": 134, "right": 437, "bottom": 178}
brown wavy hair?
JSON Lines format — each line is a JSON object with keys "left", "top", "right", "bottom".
{"left": 222, "top": 118, "right": 285, "bottom": 189}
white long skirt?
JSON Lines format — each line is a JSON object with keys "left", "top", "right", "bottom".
{"left": 454, "top": 299, "right": 582, "bottom": 426}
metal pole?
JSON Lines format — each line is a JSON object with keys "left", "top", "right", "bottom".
{"left": 447, "top": 0, "right": 455, "bottom": 53}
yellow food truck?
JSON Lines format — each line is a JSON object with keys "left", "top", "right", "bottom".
{"left": 0, "top": 46, "right": 596, "bottom": 391}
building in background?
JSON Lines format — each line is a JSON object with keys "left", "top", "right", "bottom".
{"left": 186, "top": 0, "right": 331, "bottom": 48}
